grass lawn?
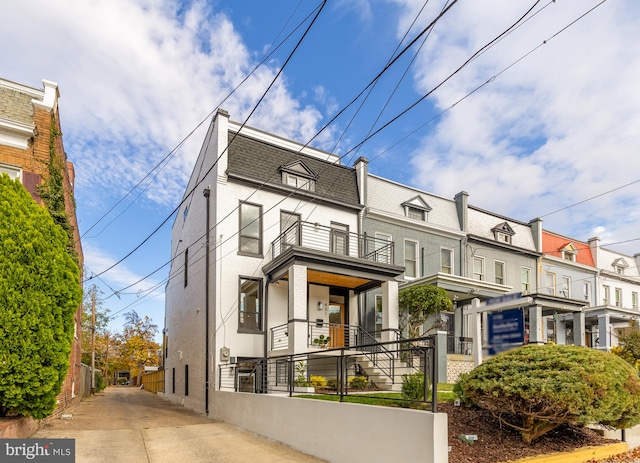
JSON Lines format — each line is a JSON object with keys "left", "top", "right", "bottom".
{"left": 296, "top": 384, "right": 457, "bottom": 409}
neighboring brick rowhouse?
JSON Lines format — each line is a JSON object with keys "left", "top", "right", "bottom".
{"left": 0, "top": 78, "right": 84, "bottom": 421}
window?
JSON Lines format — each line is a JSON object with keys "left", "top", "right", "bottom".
{"left": 563, "top": 251, "right": 576, "bottom": 262}
{"left": 183, "top": 247, "right": 189, "bottom": 287}
{"left": 404, "top": 240, "right": 418, "bottom": 279}
{"left": 494, "top": 261, "right": 505, "bottom": 285}
{"left": 603, "top": 285, "right": 610, "bottom": 305}
{"left": 239, "top": 277, "right": 262, "bottom": 332}
{"left": 406, "top": 206, "right": 425, "bottom": 221}
{"left": 239, "top": 202, "right": 262, "bottom": 256}
{"left": 632, "top": 292, "right": 638, "bottom": 309}
{"left": 441, "top": 248, "right": 453, "bottom": 274}
{"left": 286, "top": 174, "right": 314, "bottom": 190}
{"left": 280, "top": 211, "right": 300, "bottom": 246}
{"left": 492, "top": 222, "right": 514, "bottom": 245}
{"left": 331, "top": 222, "right": 349, "bottom": 255}
{"left": 473, "top": 256, "right": 484, "bottom": 281}
{"left": 279, "top": 161, "right": 317, "bottom": 191}
{"left": 561, "top": 276, "right": 570, "bottom": 298}
{"left": 172, "top": 368, "right": 175, "bottom": 394}
{"left": 583, "top": 281, "right": 591, "bottom": 304}
{"left": 545, "top": 272, "right": 556, "bottom": 295}
{"left": 0, "top": 163, "right": 22, "bottom": 182}
{"left": 374, "top": 233, "right": 392, "bottom": 264}
{"left": 521, "top": 267, "right": 531, "bottom": 293}
{"left": 615, "top": 288, "right": 622, "bottom": 307}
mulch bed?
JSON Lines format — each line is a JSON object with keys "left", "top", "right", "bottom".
{"left": 442, "top": 402, "right": 621, "bottom": 463}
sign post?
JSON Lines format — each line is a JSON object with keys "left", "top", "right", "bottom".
{"left": 466, "top": 293, "right": 533, "bottom": 367}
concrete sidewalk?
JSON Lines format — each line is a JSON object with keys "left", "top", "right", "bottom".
{"left": 33, "top": 387, "right": 326, "bottom": 463}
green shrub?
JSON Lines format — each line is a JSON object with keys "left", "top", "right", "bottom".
{"left": 95, "top": 373, "right": 106, "bottom": 392}
{"left": 348, "top": 376, "right": 368, "bottom": 390}
{"left": 457, "top": 344, "right": 640, "bottom": 444}
{"left": 402, "top": 372, "right": 426, "bottom": 400}
{"left": 310, "top": 375, "right": 327, "bottom": 389}
{"left": 326, "top": 378, "right": 338, "bottom": 390}
{"left": 0, "top": 175, "right": 82, "bottom": 419}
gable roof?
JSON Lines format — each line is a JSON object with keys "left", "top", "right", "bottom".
{"left": 227, "top": 132, "right": 360, "bottom": 206}
{"left": 492, "top": 221, "right": 515, "bottom": 236}
{"left": 401, "top": 195, "right": 432, "bottom": 212}
{"left": 542, "top": 231, "right": 595, "bottom": 266}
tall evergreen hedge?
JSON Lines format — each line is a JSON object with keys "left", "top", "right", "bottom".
{"left": 0, "top": 174, "right": 82, "bottom": 419}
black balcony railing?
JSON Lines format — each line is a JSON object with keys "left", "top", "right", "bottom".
{"left": 271, "top": 222, "right": 394, "bottom": 263}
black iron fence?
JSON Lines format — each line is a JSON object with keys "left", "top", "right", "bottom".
{"left": 218, "top": 336, "right": 438, "bottom": 411}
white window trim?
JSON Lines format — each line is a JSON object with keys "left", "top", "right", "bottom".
{"left": 603, "top": 285, "right": 610, "bottom": 305}
{"left": 615, "top": 287, "right": 622, "bottom": 307}
{"left": 441, "top": 247, "right": 454, "bottom": 275}
{"left": 374, "top": 232, "right": 392, "bottom": 264}
{"left": 494, "top": 260, "right": 506, "bottom": 285}
{"left": 473, "top": 256, "right": 485, "bottom": 281}
{"left": 632, "top": 292, "right": 638, "bottom": 309}
{"left": 546, "top": 272, "right": 556, "bottom": 296}
{"left": 521, "top": 266, "right": 531, "bottom": 293}
{"left": 403, "top": 239, "right": 419, "bottom": 280}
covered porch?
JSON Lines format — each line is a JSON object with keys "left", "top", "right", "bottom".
{"left": 263, "top": 222, "right": 404, "bottom": 356}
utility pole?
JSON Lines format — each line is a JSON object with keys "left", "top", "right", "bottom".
{"left": 103, "top": 333, "right": 110, "bottom": 384}
{"left": 91, "top": 292, "right": 96, "bottom": 394}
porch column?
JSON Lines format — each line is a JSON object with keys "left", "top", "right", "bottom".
{"left": 556, "top": 319, "right": 567, "bottom": 345}
{"left": 288, "top": 264, "right": 308, "bottom": 354}
{"left": 598, "top": 314, "right": 611, "bottom": 351}
{"left": 381, "top": 280, "right": 399, "bottom": 344}
{"left": 528, "top": 305, "right": 544, "bottom": 344}
{"left": 573, "top": 312, "right": 585, "bottom": 346}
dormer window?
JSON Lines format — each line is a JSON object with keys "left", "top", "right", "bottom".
{"left": 613, "top": 258, "right": 628, "bottom": 275}
{"left": 561, "top": 243, "right": 578, "bottom": 262}
{"left": 492, "top": 222, "right": 515, "bottom": 245}
{"left": 279, "top": 160, "right": 317, "bottom": 192}
{"left": 401, "top": 196, "right": 431, "bottom": 222}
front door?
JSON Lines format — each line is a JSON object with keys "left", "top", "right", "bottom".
{"left": 328, "top": 304, "right": 345, "bottom": 348}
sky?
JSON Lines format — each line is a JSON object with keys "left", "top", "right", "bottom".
{"left": 2, "top": 0, "right": 639, "bottom": 337}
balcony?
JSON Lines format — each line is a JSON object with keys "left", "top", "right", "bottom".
{"left": 272, "top": 221, "right": 394, "bottom": 263}
{"left": 264, "top": 222, "right": 403, "bottom": 291}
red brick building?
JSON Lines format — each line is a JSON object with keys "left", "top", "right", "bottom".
{"left": 0, "top": 77, "right": 85, "bottom": 416}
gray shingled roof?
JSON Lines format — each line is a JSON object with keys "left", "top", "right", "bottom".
{"left": 227, "top": 132, "right": 360, "bottom": 206}
{"left": 0, "top": 86, "right": 35, "bottom": 124}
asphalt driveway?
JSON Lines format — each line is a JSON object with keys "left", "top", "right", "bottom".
{"left": 33, "top": 386, "right": 326, "bottom": 463}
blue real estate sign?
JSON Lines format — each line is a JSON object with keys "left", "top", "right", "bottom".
{"left": 487, "top": 308, "right": 524, "bottom": 354}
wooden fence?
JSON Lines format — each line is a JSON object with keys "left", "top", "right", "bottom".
{"left": 141, "top": 369, "right": 165, "bottom": 393}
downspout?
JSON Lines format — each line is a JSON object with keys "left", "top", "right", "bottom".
{"left": 203, "top": 187, "right": 211, "bottom": 415}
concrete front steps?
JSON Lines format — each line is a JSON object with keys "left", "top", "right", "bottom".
{"left": 355, "top": 355, "right": 410, "bottom": 391}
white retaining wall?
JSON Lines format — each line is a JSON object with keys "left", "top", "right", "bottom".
{"left": 212, "top": 391, "right": 448, "bottom": 463}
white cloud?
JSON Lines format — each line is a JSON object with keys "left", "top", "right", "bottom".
{"left": 1, "top": 0, "right": 328, "bottom": 209}
{"left": 390, "top": 0, "right": 640, "bottom": 254}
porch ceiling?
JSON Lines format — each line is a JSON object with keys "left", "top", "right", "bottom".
{"left": 308, "top": 269, "right": 370, "bottom": 289}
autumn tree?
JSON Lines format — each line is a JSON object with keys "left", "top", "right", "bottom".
{"left": 117, "top": 310, "right": 160, "bottom": 386}
{"left": 612, "top": 320, "right": 640, "bottom": 370}
{"left": 0, "top": 175, "right": 82, "bottom": 418}
{"left": 398, "top": 284, "right": 452, "bottom": 338}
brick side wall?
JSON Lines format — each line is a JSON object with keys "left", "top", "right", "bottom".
{"left": 0, "top": 87, "right": 85, "bottom": 421}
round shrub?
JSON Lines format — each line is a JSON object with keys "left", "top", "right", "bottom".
{"left": 348, "top": 375, "right": 368, "bottom": 390}
{"left": 309, "top": 375, "right": 327, "bottom": 389}
{"left": 456, "top": 344, "right": 640, "bottom": 444}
